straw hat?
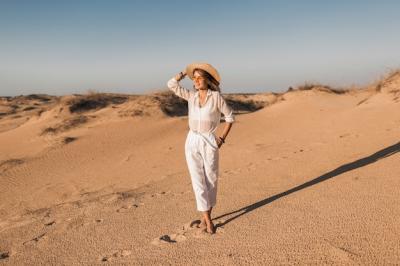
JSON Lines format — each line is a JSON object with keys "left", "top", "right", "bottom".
{"left": 186, "top": 62, "right": 221, "bottom": 83}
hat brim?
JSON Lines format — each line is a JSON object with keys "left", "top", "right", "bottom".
{"left": 186, "top": 62, "right": 221, "bottom": 83}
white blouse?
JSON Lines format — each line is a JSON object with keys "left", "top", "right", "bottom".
{"left": 167, "top": 77, "right": 235, "bottom": 134}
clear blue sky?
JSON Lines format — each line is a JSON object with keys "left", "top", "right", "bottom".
{"left": 1, "top": 0, "right": 399, "bottom": 96}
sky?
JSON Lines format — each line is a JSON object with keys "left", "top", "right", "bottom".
{"left": 1, "top": 0, "right": 399, "bottom": 96}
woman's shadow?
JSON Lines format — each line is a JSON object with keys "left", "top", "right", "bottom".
{"left": 214, "top": 141, "right": 400, "bottom": 228}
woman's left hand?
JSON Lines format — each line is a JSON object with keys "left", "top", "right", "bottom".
{"left": 215, "top": 136, "right": 224, "bottom": 148}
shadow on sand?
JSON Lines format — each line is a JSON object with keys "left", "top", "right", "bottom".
{"left": 214, "top": 141, "right": 400, "bottom": 228}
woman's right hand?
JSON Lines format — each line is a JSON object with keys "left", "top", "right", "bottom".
{"left": 175, "top": 70, "right": 187, "bottom": 81}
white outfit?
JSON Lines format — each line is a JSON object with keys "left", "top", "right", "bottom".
{"left": 167, "top": 77, "right": 235, "bottom": 211}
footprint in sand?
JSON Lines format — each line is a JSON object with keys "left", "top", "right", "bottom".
{"left": 254, "top": 143, "right": 272, "bottom": 150}
{"left": 270, "top": 156, "right": 284, "bottom": 161}
{"left": 293, "top": 149, "right": 305, "bottom": 154}
{"left": 80, "top": 218, "right": 103, "bottom": 227}
{"left": 44, "top": 220, "right": 56, "bottom": 226}
{"left": 223, "top": 169, "right": 240, "bottom": 175}
{"left": 100, "top": 250, "right": 132, "bottom": 262}
{"left": 63, "top": 217, "right": 85, "bottom": 230}
{"left": 0, "top": 251, "right": 10, "bottom": 260}
{"left": 24, "top": 207, "right": 51, "bottom": 218}
{"left": 98, "top": 194, "right": 121, "bottom": 204}
{"left": 116, "top": 190, "right": 142, "bottom": 201}
{"left": 177, "top": 190, "right": 192, "bottom": 195}
{"left": 151, "top": 233, "right": 187, "bottom": 246}
{"left": 22, "top": 232, "right": 47, "bottom": 246}
{"left": 116, "top": 203, "right": 139, "bottom": 213}
{"left": 148, "top": 191, "right": 170, "bottom": 199}
{"left": 245, "top": 162, "right": 257, "bottom": 171}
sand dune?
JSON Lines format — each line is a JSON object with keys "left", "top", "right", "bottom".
{"left": 0, "top": 71, "right": 399, "bottom": 264}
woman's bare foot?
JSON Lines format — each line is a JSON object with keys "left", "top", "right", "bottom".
{"left": 201, "top": 207, "right": 215, "bottom": 234}
{"left": 206, "top": 220, "right": 216, "bottom": 234}
{"left": 199, "top": 217, "right": 207, "bottom": 228}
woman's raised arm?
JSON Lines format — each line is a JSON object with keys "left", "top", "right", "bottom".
{"left": 167, "top": 71, "right": 192, "bottom": 101}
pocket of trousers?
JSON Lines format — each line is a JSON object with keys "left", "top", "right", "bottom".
{"left": 210, "top": 134, "right": 219, "bottom": 150}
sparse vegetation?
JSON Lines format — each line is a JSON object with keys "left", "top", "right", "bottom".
{"left": 25, "top": 94, "right": 52, "bottom": 102}
{"left": 297, "top": 82, "right": 321, "bottom": 91}
{"left": 155, "top": 91, "right": 188, "bottom": 117}
{"left": 374, "top": 69, "right": 400, "bottom": 92}
{"left": 68, "top": 92, "right": 128, "bottom": 113}
{"left": 225, "top": 97, "right": 266, "bottom": 113}
{"left": 296, "top": 82, "right": 348, "bottom": 94}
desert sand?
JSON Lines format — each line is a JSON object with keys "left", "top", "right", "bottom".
{"left": 0, "top": 71, "right": 399, "bottom": 265}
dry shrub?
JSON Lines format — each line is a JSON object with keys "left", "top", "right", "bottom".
{"left": 297, "top": 82, "right": 348, "bottom": 94}
{"left": 155, "top": 91, "right": 188, "bottom": 117}
{"left": 374, "top": 69, "right": 400, "bottom": 92}
{"left": 298, "top": 82, "right": 320, "bottom": 91}
{"left": 25, "top": 94, "right": 52, "bottom": 102}
{"left": 224, "top": 97, "right": 265, "bottom": 113}
{"left": 68, "top": 91, "right": 128, "bottom": 113}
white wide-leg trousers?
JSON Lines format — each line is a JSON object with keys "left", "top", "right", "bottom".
{"left": 185, "top": 130, "right": 219, "bottom": 212}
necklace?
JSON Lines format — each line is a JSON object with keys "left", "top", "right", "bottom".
{"left": 198, "top": 89, "right": 208, "bottom": 107}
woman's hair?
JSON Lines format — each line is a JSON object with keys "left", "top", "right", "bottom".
{"left": 192, "top": 68, "right": 221, "bottom": 92}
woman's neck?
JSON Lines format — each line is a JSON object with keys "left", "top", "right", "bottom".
{"left": 198, "top": 88, "right": 208, "bottom": 97}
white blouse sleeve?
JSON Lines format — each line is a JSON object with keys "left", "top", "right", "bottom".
{"left": 217, "top": 92, "right": 235, "bottom": 123}
{"left": 167, "top": 77, "right": 192, "bottom": 101}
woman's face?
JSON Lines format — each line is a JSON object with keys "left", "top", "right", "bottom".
{"left": 193, "top": 70, "right": 207, "bottom": 90}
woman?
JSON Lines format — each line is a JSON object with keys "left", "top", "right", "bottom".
{"left": 167, "top": 62, "right": 235, "bottom": 234}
